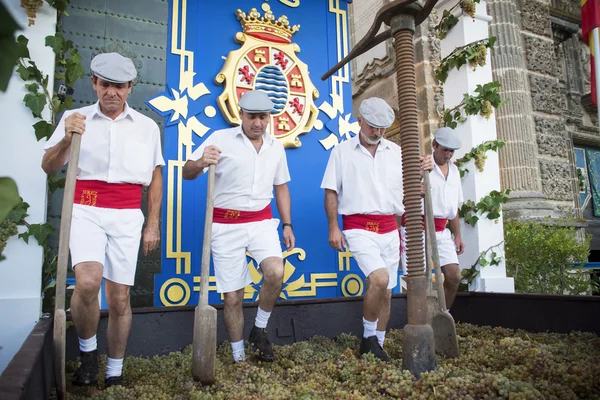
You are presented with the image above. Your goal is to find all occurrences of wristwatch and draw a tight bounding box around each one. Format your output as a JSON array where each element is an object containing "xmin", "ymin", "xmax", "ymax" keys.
[{"xmin": 282, "ymin": 223, "xmax": 293, "ymax": 230}]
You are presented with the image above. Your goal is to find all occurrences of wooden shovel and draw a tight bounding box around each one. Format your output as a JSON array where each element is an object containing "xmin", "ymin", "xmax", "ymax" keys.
[
  {"xmin": 192, "ymin": 164, "xmax": 217, "ymax": 384},
  {"xmin": 423, "ymin": 169, "xmax": 460, "ymax": 358},
  {"xmin": 53, "ymin": 133, "xmax": 82, "ymax": 400}
]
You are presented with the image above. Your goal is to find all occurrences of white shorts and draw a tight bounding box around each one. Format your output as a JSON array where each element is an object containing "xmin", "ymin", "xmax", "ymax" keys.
[
  {"xmin": 343, "ymin": 229, "xmax": 400, "ymax": 290},
  {"xmin": 70, "ymin": 204, "xmax": 144, "ymax": 286},
  {"xmin": 400, "ymin": 227, "xmax": 459, "ymax": 273},
  {"xmin": 211, "ymin": 218, "xmax": 282, "ymax": 293}
]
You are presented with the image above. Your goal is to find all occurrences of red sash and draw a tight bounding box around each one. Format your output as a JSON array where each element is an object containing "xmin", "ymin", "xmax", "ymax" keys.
[
  {"xmin": 213, "ymin": 204, "xmax": 272, "ymax": 224},
  {"xmin": 342, "ymin": 214, "xmax": 398, "ymax": 234},
  {"xmin": 400, "ymin": 215, "xmax": 448, "ymax": 232},
  {"xmin": 74, "ymin": 180, "xmax": 142, "ymax": 209}
]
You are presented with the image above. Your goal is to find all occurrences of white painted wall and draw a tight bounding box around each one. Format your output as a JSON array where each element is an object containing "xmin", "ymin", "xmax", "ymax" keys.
[
  {"xmin": 436, "ymin": 0, "xmax": 514, "ymax": 292},
  {"xmin": 351, "ymin": 0, "xmax": 389, "ymax": 75},
  {"xmin": 0, "ymin": 2, "xmax": 56, "ymax": 374}
]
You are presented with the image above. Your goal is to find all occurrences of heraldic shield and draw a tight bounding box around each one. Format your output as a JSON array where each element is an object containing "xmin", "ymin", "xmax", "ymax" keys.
[{"xmin": 215, "ymin": 6, "xmax": 319, "ymax": 148}]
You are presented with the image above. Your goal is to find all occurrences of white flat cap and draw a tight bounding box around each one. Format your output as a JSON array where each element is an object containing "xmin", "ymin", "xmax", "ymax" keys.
[
  {"xmin": 90, "ymin": 53, "xmax": 137, "ymax": 83},
  {"xmin": 238, "ymin": 90, "xmax": 274, "ymax": 113},
  {"xmin": 359, "ymin": 97, "xmax": 395, "ymax": 129},
  {"xmin": 434, "ymin": 127, "xmax": 462, "ymax": 150}
]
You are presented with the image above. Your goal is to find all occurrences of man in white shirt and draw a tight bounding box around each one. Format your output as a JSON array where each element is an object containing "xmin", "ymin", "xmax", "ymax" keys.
[
  {"xmin": 401, "ymin": 127, "xmax": 464, "ymax": 309},
  {"xmin": 428, "ymin": 127, "xmax": 464, "ymax": 309},
  {"xmin": 183, "ymin": 90, "xmax": 295, "ymax": 363},
  {"xmin": 321, "ymin": 97, "xmax": 431, "ymax": 361},
  {"xmin": 42, "ymin": 53, "xmax": 165, "ymax": 388}
]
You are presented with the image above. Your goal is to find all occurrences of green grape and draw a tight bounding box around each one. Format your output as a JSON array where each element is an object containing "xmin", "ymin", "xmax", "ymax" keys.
[{"xmin": 462, "ymin": 0, "xmax": 476, "ymax": 18}]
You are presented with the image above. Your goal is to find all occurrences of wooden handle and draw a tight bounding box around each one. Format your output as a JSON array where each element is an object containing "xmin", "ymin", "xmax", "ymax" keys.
[
  {"xmin": 54, "ymin": 134, "xmax": 82, "ymax": 312},
  {"xmin": 200, "ymin": 165, "xmax": 216, "ymax": 307},
  {"xmin": 423, "ymin": 170, "xmax": 448, "ymax": 311}
]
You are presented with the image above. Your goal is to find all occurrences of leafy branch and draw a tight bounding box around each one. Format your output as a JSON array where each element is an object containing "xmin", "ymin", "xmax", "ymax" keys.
[
  {"xmin": 441, "ymin": 81, "xmax": 507, "ymax": 129},
  {"xmin": 459, "ymin": 189, "xmax": 511, "ymax": 227},
  {"xmin": 435, "ymin": 0, "xmax": 481, "ymax": 39},
  {"xmin": 455, "ymin": 140, "xmax": 505, "ymax": 177},
  {"xmin": 461, "ymin": 241, "xmax": 504, "ymax": 286},
  {"xmin": 436, "ymin": 36, "xmax": 496, "ymax": 84}
]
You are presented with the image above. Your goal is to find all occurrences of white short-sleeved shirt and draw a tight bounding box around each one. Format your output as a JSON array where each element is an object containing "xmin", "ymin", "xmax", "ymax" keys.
[
  {"xmin": 44, "ymin": 102, "xmax": 165, "ymax": 187},
  {"xmin": 320, "ymin": 135, "xmax": 404, "ymax": 216},
  {"xmin": 189, "ymin": 126, "xmax": 290, "ymax": 211},
  {"xmin": 430, "ymin": 155, "xmax": 463, "ymax": 220}
]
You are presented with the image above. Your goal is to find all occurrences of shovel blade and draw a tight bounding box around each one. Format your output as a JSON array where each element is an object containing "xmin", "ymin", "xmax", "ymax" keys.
[
  {"xmin": 431, "ymin": 311, "xmax": 460, "ymax": 358},
  {"xmin": 192, "ymin": 305, "xmax": 217, "ymax": 384}
]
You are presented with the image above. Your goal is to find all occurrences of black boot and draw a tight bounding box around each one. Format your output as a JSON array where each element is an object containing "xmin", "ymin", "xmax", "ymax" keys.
[
  {"xmin": 105, "ymin": 375, "xmax": 123, "ymax": 388},
  {"xmin": 72, "ymin": 350, "xmax": 99, "ymax": 386},
  {"xmin": 249, "ymin": 326, "xmax": 274, "ymax": 362},
  {"xmin": 360, "ymin": 336, "xmax": 390, "ymax": 362}
]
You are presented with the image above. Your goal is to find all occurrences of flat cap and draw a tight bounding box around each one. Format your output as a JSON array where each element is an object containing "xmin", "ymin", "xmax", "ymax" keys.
[
  {"xmin": 238, "ymin": 90, "xmax": 274, "ymax": 113},
  {"xmin": 434, "ymin": 127, "xmax": 462, "ymax": 150},
  {"xmin": 359, "ymin": 97, "xmax": 395, "ymax": 129},
  {"xmin": 90, "ymin": 53, "xmax": 137, "ymax": 83}
]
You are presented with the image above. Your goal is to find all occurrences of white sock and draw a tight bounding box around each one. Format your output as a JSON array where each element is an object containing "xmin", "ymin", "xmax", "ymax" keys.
[
  {"xmin": 106, "ymin": 357, "xmax": 123, "ymax": 378},
  {"xmin": 78, "ymin": 335, "xmax": 97, "ymax": 353},
  {"xmin": 254, "ymin": 306, "xmax": 271, "ymax": 329},
  {"xmin": 231, "ymin": 340, "xmax": 246, "ymax": 362},
  {"xmin": 363, "ymin": 318, "xmax": 377, "ymax": 339},
  {"xmin": 376, "ymin": 330, "xmax": 386, "ymax": 348}
]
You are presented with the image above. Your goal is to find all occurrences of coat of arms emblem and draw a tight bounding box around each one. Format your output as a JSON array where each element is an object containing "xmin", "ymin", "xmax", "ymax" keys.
[{"xmin": 215, "ymin": 6, "xmax": 319, "ymax": 148}]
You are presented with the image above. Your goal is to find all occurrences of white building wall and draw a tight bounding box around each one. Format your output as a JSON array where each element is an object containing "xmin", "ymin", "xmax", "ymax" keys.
[{"xmin": 0, "ymin": 2, "xmax": 56, "ymax": 374}]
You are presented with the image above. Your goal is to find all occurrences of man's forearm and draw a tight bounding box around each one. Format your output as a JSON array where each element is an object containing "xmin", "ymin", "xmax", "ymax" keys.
[
  {"xmin": 182, "ymin": 160, "xmax": 205, "ymax": 180},
  {"xmin": 274, "ymin": 184, "xmax": 291, "ymax": 224},
  {"xmin": 41, "ymin": 137, "xmax": 71, "ymax": 175},
  {"xmin": 449, "ymin": 213, "xmax": 460, "ymax": 238},
  {"xmin": 324, "ymin": 189, "xmax": 340, "ymax": 229},
  {"xmin": 146, "ymin": 167, "xmax": 163, "ymax": 225}
]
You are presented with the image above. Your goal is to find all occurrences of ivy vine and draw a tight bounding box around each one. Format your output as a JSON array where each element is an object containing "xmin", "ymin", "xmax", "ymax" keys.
[
  {"xmin": 435, "ymin": 0, "xmax": 481, "ymax": 40},
  {"xmin": 459, "ymin": 189, "xmax": 511, "ymax": 227},
  {"xmin": 460, "ymin": 242, "xmax": 504, "ymax": 288},
  {"xmin": 435, "ymin": 36, "xmax": 496, "ymax": 84},
  {"xmin": 455, "ymin": 140, "xmax": 505, "ymax": 177},
  {"xmin": 441, "ymin": 81, "xmax": 506, "ymax": 129}
]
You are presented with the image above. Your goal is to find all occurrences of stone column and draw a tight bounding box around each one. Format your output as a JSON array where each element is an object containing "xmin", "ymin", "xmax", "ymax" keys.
[{"xmin": 487, "ymin": 0, "xmax": 558, "ymax": 218}]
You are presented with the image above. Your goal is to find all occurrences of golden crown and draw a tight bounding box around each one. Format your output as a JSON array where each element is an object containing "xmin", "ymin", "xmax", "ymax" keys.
[{"xmin": 235, "ymin": 7, "xmax": 300, "ymax": 44}]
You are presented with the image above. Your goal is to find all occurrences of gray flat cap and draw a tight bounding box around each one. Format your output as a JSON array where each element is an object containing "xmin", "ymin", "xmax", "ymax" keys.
[
  {"xmin": 238, "ymin": 90, "xmax": 274, "ymax": 113},
  {"xmin": 91, "ymin": 53, "xmax": 137, "ymax": 83},
  {"xmin": 434, "ymin": 127, "xmax": 462, "ymax": 150},
  {"xmin": 359, "ymin": 97, "xmax": 395, "ymax": 129}
]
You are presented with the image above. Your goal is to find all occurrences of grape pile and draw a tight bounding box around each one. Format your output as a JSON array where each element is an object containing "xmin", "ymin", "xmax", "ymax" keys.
[
  {"xmin": 0, "ymin": 219, "xmax": 18, "ymax": 257},
  {"xmin": 66, "ymin": 324, "xmax": 600, "ymax": 399}
]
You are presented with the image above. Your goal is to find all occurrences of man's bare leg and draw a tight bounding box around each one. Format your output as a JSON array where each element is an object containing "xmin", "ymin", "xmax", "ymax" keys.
[
  {"xmin": 71, "ymin": 262, "xmax": 103, "ymax": 339},
  {"xmin": 248, "ymin": 257, "xmax": 284, "ymax": 362},
  {"xmin": 441, "ymin": 264, "xmax": 461, "ymax": 309},
  {"xmin": 224, "ymin": 289, "xmax": 246, "ymax": 362},
  {"xmin": 376, "ymin": 289, "xmax": 392, "ymax": 348},
  {"xmin": 70, "ymin": 262, "xmax": 103, "ymax": 385},
  {"xmin": 104, "ymin": 279, "xmax": 132, "ymax": 381},
  {"xmin": 360, "ymin": 269, "xmax": 390, "ymax": 361}
]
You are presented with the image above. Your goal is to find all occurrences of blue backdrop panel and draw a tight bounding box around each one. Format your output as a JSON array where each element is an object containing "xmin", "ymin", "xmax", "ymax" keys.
[{"xmin": 148, "ymin": 0, "xmax": 402, "ymax": 307}]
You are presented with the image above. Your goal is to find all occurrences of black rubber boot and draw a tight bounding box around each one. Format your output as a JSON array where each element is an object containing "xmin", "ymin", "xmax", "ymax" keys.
[
  {"xmin": 360, "ymin": 336, "xmax": 391, "ymax": 362},
  {"xmin": 249, "ymin": 326, "xmax": 274, "ymax": 362},
  {"xmin": 105, "ymin": 375, "xmax": 123, "ymax": 388},
  {"xmin": 72, "ymin": 350, "xmax": 99, "ymax": 386}
]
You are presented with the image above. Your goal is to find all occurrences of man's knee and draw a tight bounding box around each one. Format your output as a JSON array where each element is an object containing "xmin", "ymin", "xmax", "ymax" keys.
[
  {"xmin": 367, "ymin": 269, "xmax": 389, "ymax": 291},
  {"xmin": 74, "ymin": 263, "xmax": 102, "ymax": 302},
  {"xmin": 442, "ymin": 264, "xmax": 461, "ymax": 286},
  {"xmin": 260, "ymin": 257, "xmax": 284, "ymax": 284},
  {"xmin": 223, "ymin": 290, "xmax": 244, "ymax": 309},
  {"xmin": 107, "ymin": 287, "xmax": 130, "ymax": 316}
]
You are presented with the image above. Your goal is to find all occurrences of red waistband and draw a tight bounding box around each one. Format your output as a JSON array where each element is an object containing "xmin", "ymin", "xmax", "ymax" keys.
[
  {"xmin": 400, "ymin": 215, "xmax": 447, "ymax": 232},
  {"xmin": 213, "ymin": 204, "xmax": 272, "ymax": 224},
  {"xmin": 342, "ymin": 214, "xmax": 398, "ymax": 234},
  {"xmin": 74, "ymin": 180, "xmax": 142, "ymax": 209}
]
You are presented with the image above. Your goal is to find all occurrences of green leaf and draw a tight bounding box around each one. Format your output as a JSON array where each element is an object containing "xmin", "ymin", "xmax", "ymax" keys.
[
  {"xmin": 47, "ymin": 173, "xmax": 65, "ymax": 193},
  {"xmin": 16, "ymin": 35, "xmax": 30, "ymax": 59},
  {"xmin": 19, "ymin": 223, "xmax": 55, "ymax": 247},
  {"xmin": 24, "ymin": 91, "xmax": 47, "ymax": 118},
  {"xmin": 25, "ymin": 82, "xmax": 39, "ymax": 93},
  {"xmin": 45, "ymin": 32, "xmax": 65, "ymax": 54},
  {"xmin": 54, "ymin": 71, "xmax": 65, "ymax": 81},
  {"xmin": 0, "ymin": 178, "xmax": 20, "ymax": 224},
  {"xmin": 33, "ymin": 120, "xmax": 55, "ymax": 141},
  {"xmin": 479, "ymin": 257, "xmax": 490, "ymax": 267},
  {"xmin": 6, "ymin": 199, "xmax": 29, "ymax": 223}
]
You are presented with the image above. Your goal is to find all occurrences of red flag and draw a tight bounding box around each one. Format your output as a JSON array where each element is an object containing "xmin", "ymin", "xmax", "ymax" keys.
[{"xmin": 582, "ymin": 0, "xmax": 600, "ymax": 106}]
